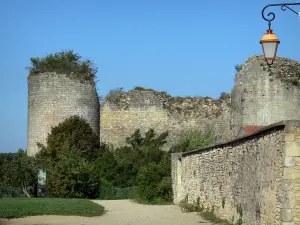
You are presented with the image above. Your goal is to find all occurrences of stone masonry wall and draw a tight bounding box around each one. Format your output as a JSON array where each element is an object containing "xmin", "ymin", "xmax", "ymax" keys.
[
  {"xmin": 172, "ymin": 120, "xmax": 300, "ymax": 225},
  {"xmin": 231, "ymin": 55, "xmax": 300, "ymax": 137},
  {"xmin": 100, "ymin": 89, "xmax": 231, "ymax": 150},
  {"xmin": 27, "ymin": 72, "xmax": 99, "ymax": 156},
  {"xmin": 100, "ymin": 55, "xmax": 300, "ymax": 149}
]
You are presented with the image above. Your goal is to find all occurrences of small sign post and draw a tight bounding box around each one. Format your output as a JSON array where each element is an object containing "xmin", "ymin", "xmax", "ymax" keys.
[{"xmin": 37, "ymin": 169, "xmax": 47, "ymax": 197}]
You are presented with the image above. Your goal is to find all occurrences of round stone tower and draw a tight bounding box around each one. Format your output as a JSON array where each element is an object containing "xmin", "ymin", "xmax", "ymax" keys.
[
  {"xmin": 231, "ymin": 55, "xmax": 300, "ymax": 136},
  {"xmin": 27, "ymin": 72, "xmax": 99, "ymax": 156}
]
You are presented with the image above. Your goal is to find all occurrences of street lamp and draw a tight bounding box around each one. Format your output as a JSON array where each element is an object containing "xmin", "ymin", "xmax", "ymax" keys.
[{"xmin": 261, "ymin": 3, "xmax": 300, "ymax": 65}]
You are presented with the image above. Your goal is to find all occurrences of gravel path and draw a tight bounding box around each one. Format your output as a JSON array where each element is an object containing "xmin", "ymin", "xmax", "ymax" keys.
[{"xmin": 0, "ymin": 199, "xmax": 213, "ymax": 225}]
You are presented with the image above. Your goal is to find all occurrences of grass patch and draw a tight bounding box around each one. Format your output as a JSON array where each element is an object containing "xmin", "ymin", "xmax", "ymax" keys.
[
  {"xmin": 179, "ymin": 202, "xmax": 235, "ymax": 225},
  {"xmin": 132, "ymin": 198, "xmax": 173, "ymax": 205},
  {"xmin": 0, "ymin": 198, "xmax": 105, "ymax": 219},
  {"xmin": 199, "ymin": 211, "xmax": 233, "ymax": 225}
]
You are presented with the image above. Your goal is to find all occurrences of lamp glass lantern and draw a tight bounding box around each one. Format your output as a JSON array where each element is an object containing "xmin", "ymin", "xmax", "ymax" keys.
[{"xmin": 260, "ymin": 29, "xmax": 280, "ymax": 63}]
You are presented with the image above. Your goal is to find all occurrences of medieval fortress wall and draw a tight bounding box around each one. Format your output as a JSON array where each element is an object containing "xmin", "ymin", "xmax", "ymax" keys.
[
  {"xmin": 27, "ymin": 54, "xmax": 300, "ymax": 222},
  {"xmin": 100, "ymin": 90, "xmax": 231, "ymax": 150},
  {"xmin": 27, "ymin": 72, "xmax": 99, "ymax": 156},
  {"xmin": 100, "ymin": 55, "xmax": 300, "ymax": 149},
  {"xmin": 27, "ymin": 55, "xmax": 300, "ymax": 154}
]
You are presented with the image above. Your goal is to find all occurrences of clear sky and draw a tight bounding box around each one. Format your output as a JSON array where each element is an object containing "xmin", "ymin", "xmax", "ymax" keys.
[{"xmin": 0, "ymin": 0, "xmax": 299, "ymax": 153}]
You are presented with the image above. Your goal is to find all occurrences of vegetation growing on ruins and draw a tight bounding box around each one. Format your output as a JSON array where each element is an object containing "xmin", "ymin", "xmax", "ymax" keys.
[
  {"xmin": 27, "ymin": 50, "xmax": 97, "ymax": 83},
  {"xmin": 238, "ymin": 55, "xmax": 300, "ymax": 87},
  {"xmin": 104, "ymin": 87, "xmax": 230, "ymax": 118}
]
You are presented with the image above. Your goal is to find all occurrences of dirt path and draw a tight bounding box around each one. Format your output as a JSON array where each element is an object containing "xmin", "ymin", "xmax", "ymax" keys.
[{"xmin": 0, "ymin": 199, "xmax": 213, "ymax": 225}]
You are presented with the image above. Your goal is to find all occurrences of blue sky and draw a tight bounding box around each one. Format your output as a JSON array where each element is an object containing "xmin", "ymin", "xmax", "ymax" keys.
[{"xmin": 0, "ymin": 0, "xmax": 299, "ymax": 153}]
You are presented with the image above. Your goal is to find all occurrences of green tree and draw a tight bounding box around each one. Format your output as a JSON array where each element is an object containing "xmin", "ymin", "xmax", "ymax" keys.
[
  {"xmin": 170, "ymin": 129, "xmax": 215, "ymax": 153},
  {"xmin": 35, "ymin": 116, "xmax": 101, "ymax": 198},
  {"xmin": 113, "ymin": 129, "xmax": 169, "ymax": 188},
  {"xmin": 135, "ymin": 162, "xmax": 172, "ymax": 203},
  {"xmin": 46, "ymin": 147, "xmax": 100, "ymax": 198},
  {"xmin": 36, "ymin": 115, "xmax": 100, "ymax": 165},
  {"xmin": 8, "ymin": 149, "xmax": 38, "ymax": 197}
]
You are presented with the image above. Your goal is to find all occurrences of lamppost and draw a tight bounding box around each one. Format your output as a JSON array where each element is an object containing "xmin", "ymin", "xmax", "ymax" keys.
[{"xmin": 260, "ymin": 3, "xmax": 300, "ymax": 65}]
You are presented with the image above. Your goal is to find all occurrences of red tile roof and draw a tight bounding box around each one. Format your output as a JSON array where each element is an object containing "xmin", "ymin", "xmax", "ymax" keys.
[{"xmin": 242, "ymin": 125, "xmax": 263, "ymax": 135}]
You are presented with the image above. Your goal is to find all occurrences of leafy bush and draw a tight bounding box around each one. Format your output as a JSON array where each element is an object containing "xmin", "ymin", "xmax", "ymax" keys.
[
  {"xmin": 135, "ymin": 163, "xmax": 172, "ymax": 203},
  {"xmin": 98, "ymin": 182, "xmax": 134, "ymax": 200},
  {"xmin": 170, "ymin": 129, "xmax": 215, "ymax": 153},
  {"xmin": 45, "ymin": 149, "xmax": 100, "ymax": 199},
  {"xmin": 36, "ymin": 116, "xmax": 101, "ymax": 198},
  {"xmin": 36, "ymin": 115, "xmax": 100, "ymax": 164},
  {"xmin": 112, "ymin": 129, "xmax": 172, "ymax": 203},
  {"xmin": 105, "ymin": 87, "xmax": 126, "ymax": 106},
  {"xmin": 0, "ymin": 150, "xmax": 37, "ymax": 198},
  {"xmin": 35, "ymin": 120, "xmax": 172, "ymax": 202},
  {"xmin": 27, "ymin": 50, "xmax": 97, "ymax": 82},
  {"xmin": 0, "ymin": 186, "xmax": 25, "ymax": 198}
]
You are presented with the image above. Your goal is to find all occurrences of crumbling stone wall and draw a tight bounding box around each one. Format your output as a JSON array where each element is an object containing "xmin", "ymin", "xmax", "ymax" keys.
[
  {"xmin": 27, "ymin": 72, "xmax": 99, "ymax": 156},
  {"xmin": 100, "ymin": 89, "xmax": 231, "ymax": 150},
  {"xmin": 172, "ymin": 120, "xmax": 300, "ymax": 225},
  {"xmin": 231, "ymin": 55, "xmax": 300, "ymax": 137},
  {"xmin": 100, "ymin": 55, "xmax": 300, "ymax": 149}
]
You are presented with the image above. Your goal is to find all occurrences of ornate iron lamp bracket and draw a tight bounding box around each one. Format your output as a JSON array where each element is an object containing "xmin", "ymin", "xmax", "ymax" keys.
[{"xmin": 262, "ymin": 3, "xmax": 300, "ymax": 29}]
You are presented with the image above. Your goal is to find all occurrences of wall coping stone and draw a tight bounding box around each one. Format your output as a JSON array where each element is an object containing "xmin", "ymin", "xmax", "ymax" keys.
[{"xmin": 182, "ymin": 120, "xmax": 300, "ymax": 157}]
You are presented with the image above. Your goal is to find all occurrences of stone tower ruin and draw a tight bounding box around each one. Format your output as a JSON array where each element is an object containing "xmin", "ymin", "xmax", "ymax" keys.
[
  {"xmin": 27, "ymin": 72, "xmax": 100, "ymax": 156},
  {"xmin": 231, "ymin": 55, "xmax": 300, "ymax": 136}
]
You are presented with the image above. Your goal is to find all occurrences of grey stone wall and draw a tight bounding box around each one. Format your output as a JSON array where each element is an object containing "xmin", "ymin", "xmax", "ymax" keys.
[
  {"xmin": 27, "ymin": 72, "xmax": 99, "ymax": 156},
  {"xmin": 100, "ymin": 89, "xmax": 231, "ymax": 150},
  {"xmin": 172, "ymin": 120, "xmax": 300, "ymax": 225},
  {"xmin": 100, "ymin": 55, "xmax": 300, "ymax": 149},
  {"xmin": 231, "ymin": 55, "xmax": 300, "ymax": 137}
]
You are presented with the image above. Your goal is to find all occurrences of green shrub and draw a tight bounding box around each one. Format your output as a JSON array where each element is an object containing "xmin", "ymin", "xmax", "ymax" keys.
[
  {"xmin": 0, "ymin": 150, "xmax": 38, "ymax": 198},
  {"xmin": 105, "ymin": 87, "xmax": 126, "ymax": 106},
  {"xmin": 45, "ymin": 149, "xmax": 100, "ymax": 199},
  {"xmin": 135, "ymin": 163, "xmax": 172, "ymax": 203},
  {"xmin": 98, "ymin": 182, "xmax": 134, "ymax": 200},
  {"xmin": 170, "ymin": 129, "xmax": 215, "ymax": 153},
  {"xmin": 36, "ymin": 115, "xmax": 100, "ymax": 164},
  {"xmin": 27, "ymin": 50, "xmax": 97, "ymax": 83},
  {"xmin": 35, "ymin": 116, "xmax": 101, "ymax": 198},
  {"xmin": 0, "ymin": 186, "xmax": 25, "ymax": 198}
]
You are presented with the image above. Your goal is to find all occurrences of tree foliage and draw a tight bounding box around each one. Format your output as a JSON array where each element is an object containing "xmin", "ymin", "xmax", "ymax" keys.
[
  {"xmin": 111, "ymin": 129, "xmax": 172, "ymax": 203},
  {"xmin": 45, "ymin": 149, "xmax": 100, "ymax": 198},
  {"xmin": 170, "ymin": 129, "xmax": 215, "ymax": 153},
  {"xmin": 0, "ymin": 149, "xmax": 37, "ymax": 197},
  {"xmin": 27, "ymin": 50, "xmax": 97, "ymax": 82},
  {"xmin": 36, "ymin": 115, "xmax": 100, "ymax": 165},
  {"xmin": 35, "ymin": 116, "xmax": 101, "ymax": 198}
]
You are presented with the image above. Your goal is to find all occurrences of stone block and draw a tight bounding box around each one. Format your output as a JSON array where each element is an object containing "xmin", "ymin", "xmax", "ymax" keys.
[
  {"xmin": 293, "ymin": 209, "xmax": 300, "ymax": 219},
  {"xmin": 281, "ymin": 209, "xmax": 293, "ymax": 222},
  {"xmin": 286, "ymin": 142, "xmax": 300, "ymax": 157},
  {"xmin": 284, "ymin": 168, "xmax": 300, "ymax": 180},
  {"xmin": 286, "ymin": 134, "xmax": 296, "ymax": 142},
  {"xmin": 286, "ymin": 157, "xmax": 297, "ymax": 167},
  {"xmin": 282, "ymin": 191, "xmax": 296, "ymax": 208},
  {"xmin": 282, "ymin": 180, "xmax": 293, "ymax": 191}
]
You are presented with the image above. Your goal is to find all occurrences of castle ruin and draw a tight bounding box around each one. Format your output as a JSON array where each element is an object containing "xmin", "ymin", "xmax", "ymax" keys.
[
  {"xmin": 27, "ymin": 54, "xmax": 300, "ymax": 153},
  {"xmin": 27, "ymin": 72, "xmax": 99, "ymax": 156}
]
